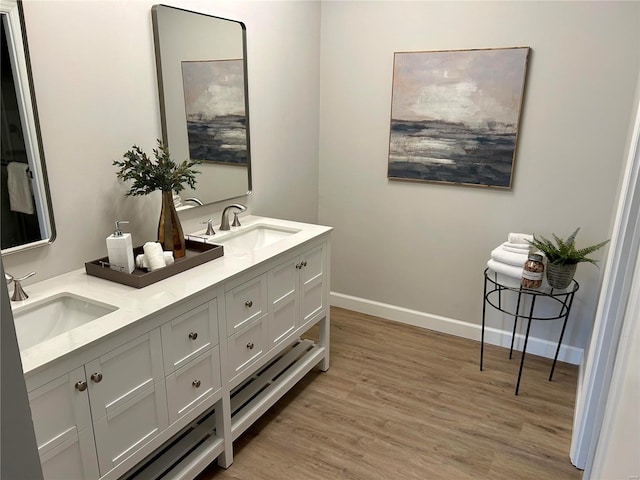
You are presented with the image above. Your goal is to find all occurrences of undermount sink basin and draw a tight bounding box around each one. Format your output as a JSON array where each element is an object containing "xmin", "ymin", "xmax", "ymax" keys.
[
  {"xmin": 216, "ymin": 224, "xmax": 300, "ymax": 251},
  {"xmin": 12, "ymin": 293, "xmax": 118, "ymax": 351}
]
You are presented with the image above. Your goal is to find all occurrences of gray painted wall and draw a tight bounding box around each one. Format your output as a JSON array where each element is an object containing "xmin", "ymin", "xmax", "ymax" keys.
[{"xmin": 318, "ymin": 0, "xmax": 640, "ymax": 350}]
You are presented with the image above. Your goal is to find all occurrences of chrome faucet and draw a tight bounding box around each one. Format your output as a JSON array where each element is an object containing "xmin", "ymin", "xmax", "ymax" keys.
[
  {"xmin": 5, "ymin": 271, "xmax": 36, "ymax": 301},
  {"xmin": 184, "ymin": 197, "xmax": 204, "ymax": 206},
  {"xmin": 220, "ymin": 204, "xmax": 247, "ymax": 231}
]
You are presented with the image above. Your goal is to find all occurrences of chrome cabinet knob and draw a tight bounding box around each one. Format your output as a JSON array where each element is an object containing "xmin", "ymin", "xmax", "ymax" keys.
[
  {"xmin": 189, "ymin": 332, "xmax": 198, "ymax": 340},
  {"xmin": 192, "ymin": 380, "xmax": 201, "ymax": 388},
  {"xmin": 75, "ymin": 381, "xmax": 87, "ymax": 392},
  {"xmin": 91, "ymin": 373, "xmax": 103, "ymax": 383},
  {"xmin": 246, "ymin": 342, "xmax": 255, "ymax": 350},
  {"xmin": 245, "ymin": 300, "xmax": 253, "ymax": 308}
]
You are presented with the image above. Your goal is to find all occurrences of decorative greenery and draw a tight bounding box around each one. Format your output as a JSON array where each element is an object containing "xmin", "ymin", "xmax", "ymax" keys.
[
  {"xmin": 113, "ymin": 139, "xmax": 202, "ymax": 195},
  {"xmin": 528, "ymin": 228, "xmax": 609, "ymax": 266}
]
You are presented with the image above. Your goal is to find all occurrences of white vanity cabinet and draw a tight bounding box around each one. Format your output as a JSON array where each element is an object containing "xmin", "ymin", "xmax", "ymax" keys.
[
  {"xmin": 268, "ymin": 243, "xmax": 327, "ymax": 348},
  {"xmin": 28, "ymin": 329, "xmax": 168, "ymax": 480},
  {"xmin": 225, "ymin": 273, "xmax": 269, "ymax": 382},
  {"xmin": 21, "ymin": 217, "xmax": 331, "ymax": 480},
  {"xmin": 87, "ymin": 330, "xmax": 168, "ymax": 476},
  {"xmin": 28, "ymin": 367, "xmax": 99, "ymax": 480},
  {"xmin": 162, "ymin": 299, "xmax": 222, "ymax": 424}
]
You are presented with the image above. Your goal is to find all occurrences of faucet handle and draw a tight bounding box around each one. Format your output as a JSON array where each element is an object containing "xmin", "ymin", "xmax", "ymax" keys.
[
  {"xmin": 232, "ymin": 212, "xmax": 242, "ymax": 227},
  {"xmin": 201, "ymin": 219, "xmax": 216, "ymax": 236},
  {"xmin": 8, "ymin": 271, "xmax": 35, "ymax": 301},
  {"xmin": 5, "ymin": 272, "xmax": 14, "ymax": 285}
]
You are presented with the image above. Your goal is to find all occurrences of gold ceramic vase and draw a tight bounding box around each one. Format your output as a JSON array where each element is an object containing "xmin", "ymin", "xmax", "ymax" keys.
[{"xmin": 158, "ymin": 190, "xmax": 186, "ymax": 259}]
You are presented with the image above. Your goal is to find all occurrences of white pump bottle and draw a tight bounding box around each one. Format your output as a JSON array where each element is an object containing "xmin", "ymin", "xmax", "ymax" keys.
[{"xmin": 106, "ymin": 220, "xmax": 135, "ymax": 274}]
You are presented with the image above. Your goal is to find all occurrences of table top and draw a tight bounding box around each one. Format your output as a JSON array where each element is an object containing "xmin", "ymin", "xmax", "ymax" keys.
[{"xmin": 484, "ymin": 268, "xmax": 580, "ymax": 297}]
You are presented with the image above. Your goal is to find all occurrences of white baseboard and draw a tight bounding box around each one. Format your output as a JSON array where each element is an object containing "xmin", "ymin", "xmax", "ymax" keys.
[{"xmin": 330, "ymin": 291, "xmax": 583, "ymax": 365}]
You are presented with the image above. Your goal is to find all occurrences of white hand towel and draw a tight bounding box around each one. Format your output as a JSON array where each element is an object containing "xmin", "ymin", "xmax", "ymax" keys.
[
  {"xmin": 487, "ymin": 259, "xmax": 523, "ymax": 279},
  {"xmin": 163, "ymin": 251, "xmax": 174, "ymax": 265},
  {"xmin": 143, "ymin": 242, "xmax": 166, "ymax": 271},
  {"xmin": 491, "ymin": 246, "xmax": 529, "ymax": 267},
  {"xmin": 507, "ymin": 232, "xmax": 533, "ymax": 244},
  {"xmin": 490, "ymin": 245, "xmax": 529, "ymax": 267},
  {"xmin": 7, "ymin": 162, "xmax": 34, "ymax": 214},
  {"xmin": 503, "ymin": 242, "xmax": 531, "ymax": 254}
]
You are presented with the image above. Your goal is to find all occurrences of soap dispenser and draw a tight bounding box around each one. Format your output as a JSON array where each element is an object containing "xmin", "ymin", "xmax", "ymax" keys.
[{"xmin": 106, "ymin": 220, "xmax": 135, "ymax": 274}]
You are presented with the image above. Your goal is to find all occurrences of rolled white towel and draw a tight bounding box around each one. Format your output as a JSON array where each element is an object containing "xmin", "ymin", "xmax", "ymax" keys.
[
  {"xmin": 143, "ymin": 242, "xmax": 166, "ymax": 271},
  {"xmin": 136, "ymin": 251, "xmax": 174, "ymax": 270},
  {"xmin": 487, "ymin": 259, "xmax": 524, "ymax": 279},
  {"xmin": 490, "ymin": 245, "xmax": 529, "ymax": 267},
  {"xmin": 502, "ymin": 242, "xmax": 531, "ymax": 254},
  {"xmin": 135, "ymin": 254, "xmax": 148, "ymax": 270},
  {"xmin": 507, "ymin": 232, "xmax": 533, "ymax": 244}
]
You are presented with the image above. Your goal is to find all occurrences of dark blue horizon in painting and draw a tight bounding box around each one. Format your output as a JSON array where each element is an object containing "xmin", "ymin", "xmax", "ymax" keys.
[
  {"xmin": 388, "ymin": 119, "xmax": 516, "ymax": 188},
  {"xmin": 186, "ymin": 114, "xmax": 248, "ymax": 165}
]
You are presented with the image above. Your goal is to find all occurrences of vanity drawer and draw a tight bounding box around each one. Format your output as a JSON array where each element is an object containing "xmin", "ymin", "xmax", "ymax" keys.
[
  {"xmin": 166, "ymin": 346, "xmax": 221, "ymax": 424},
  {"xmin": 228, "ymin": 317, "xmax": 268, "ymax": 381},
  {"xmin": 161, "ymin": 300, "xmax": 219, "ymax": 372},
  {"xmin": 225, "ymin": 274, "xmax": 267, "ymax": 335}
]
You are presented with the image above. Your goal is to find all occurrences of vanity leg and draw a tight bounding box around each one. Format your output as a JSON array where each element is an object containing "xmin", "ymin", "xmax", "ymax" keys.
[
  {"xmin": 318, "ymin": 313, "xmax": 330, "ymax": 371},
  {"xmin": 216, "ymin": 395, "xmax": 234, "ymax": 468}
]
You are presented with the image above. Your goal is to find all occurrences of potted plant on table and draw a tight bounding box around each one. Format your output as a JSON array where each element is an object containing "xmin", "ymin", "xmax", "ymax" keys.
[
  {"xmin": 528, "ymin": 228, "xmax": 609, "ymax": 289},
  {"xmin": 113, "ymin": 140, "xmax": 201, "ymax": 259}
]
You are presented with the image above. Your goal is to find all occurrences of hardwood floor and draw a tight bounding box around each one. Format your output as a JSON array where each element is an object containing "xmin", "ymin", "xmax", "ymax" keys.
[{"xmin": 197, "ymin": 307, "xmax": 582, "ymax": 480}]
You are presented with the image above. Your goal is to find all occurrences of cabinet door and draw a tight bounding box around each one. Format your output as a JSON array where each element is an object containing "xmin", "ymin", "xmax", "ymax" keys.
[
  {"xmin": 86, "ymin": 330, "xmax": 168, "ymax": 475},
  {"xmin": 299, "ymin": 243, "xmax": 326, "ymax": 326},
  {"xmin": 226, "ymin": 274, "xmax": 267, "ymax": 335},
  {"xmin": 267, "ymin": 258, "xmax": 298, "ymax": 347},
  {"xmin": 28, "ymin": 367, "xmax": 99, "ymax": 480},
  {"xmin": 161, "ymin": 299, "xmax": 219, "ymax": 373}
]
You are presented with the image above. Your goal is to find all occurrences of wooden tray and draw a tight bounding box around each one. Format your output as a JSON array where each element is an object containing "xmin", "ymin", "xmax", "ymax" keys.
[{"xmin": 85, "ymin": 239, "xmax": 224, "ymax": 288}]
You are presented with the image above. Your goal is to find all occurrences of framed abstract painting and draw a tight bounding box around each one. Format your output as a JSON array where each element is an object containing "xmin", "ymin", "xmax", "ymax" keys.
[
  {"xmin": 182, "ymin": 59, "xmax": 248, "ymax": 165},
  {"xmin": 388, "ymin": 47, "xmax": 530, "ymax": 189}
]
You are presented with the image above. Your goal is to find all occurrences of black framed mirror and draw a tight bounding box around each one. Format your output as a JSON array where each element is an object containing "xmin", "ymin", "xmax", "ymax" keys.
[
  {"xmin": 152, "ymin": 4, "xmax": 251, "ymax": 209},
  {"xmin": 1, "ymin": 0, "xmax": 55, "ymax": 254}
]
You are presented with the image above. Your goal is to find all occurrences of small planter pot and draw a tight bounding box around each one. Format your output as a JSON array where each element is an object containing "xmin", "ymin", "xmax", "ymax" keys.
[{"xmin": 546, "ymin": 262, "xmax": 577, "ymax": 289}]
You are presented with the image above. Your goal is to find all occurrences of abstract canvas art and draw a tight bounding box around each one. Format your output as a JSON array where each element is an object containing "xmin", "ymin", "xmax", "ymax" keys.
[
  {"xmin": 388, "ymin": 47, "xmax": 530, "ymax": 188},
  {"xmin": 182, "ymin": 59, "xmax": 247, "ymax": 165}
]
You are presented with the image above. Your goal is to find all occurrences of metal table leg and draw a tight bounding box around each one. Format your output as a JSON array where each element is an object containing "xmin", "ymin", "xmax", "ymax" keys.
[
  {"xmin": 515, "ymin": 295, "xmax": 537, "ymax": 395},
  {"xmin": 509, "ymin": 290, "xmax": 523, "ymax": 359},
  {"xmin": 549, "ymin": 292, "xmax": 575, "ymax": 381},
  {"xmin": 480, "ymin": 273, "xmax": 488, "ymax": 371}
]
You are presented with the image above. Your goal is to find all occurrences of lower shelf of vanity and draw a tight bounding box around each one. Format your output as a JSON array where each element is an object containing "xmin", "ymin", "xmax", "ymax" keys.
[
  {"xmin": 230, "ymin": 339, "xmax": 325, "ymax": 440},
  {"xmin": 126, "ymin": 339, "xmax": 325, "ymax": 480}
]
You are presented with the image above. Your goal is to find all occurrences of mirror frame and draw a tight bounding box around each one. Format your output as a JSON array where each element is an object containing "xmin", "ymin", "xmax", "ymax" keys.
[
  {"xmin": 151, "ymin": 4, "xmax": 252, "ymax": 209},
  {"xmin": 1, "ymin": 0, "xmax": 55, "ymax": 255}
]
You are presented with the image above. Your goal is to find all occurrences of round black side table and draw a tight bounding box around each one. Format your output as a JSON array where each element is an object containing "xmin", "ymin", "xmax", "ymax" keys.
[{"xmin": 480, "ymin": 268, "xmax": 579, "ymax": 395}]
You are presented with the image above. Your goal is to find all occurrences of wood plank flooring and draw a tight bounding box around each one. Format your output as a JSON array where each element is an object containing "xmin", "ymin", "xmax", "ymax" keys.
[{"xmin": 197, "ymin": 307, "xmax": 582, "ymax": 480}]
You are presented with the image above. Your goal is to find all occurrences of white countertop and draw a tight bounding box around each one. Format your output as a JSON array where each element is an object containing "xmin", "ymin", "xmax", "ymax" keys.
[{"xmin": 11, "ymin": 216, "xmax": 332, "ymax": 375}]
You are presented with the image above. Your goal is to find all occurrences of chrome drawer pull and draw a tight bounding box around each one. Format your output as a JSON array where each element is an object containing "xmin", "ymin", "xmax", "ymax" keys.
[
  {"xmin": 245, "ymin": 300, "xmax": 253, "ymax": 308},
  {"xmin": 75, "ymin": 381, "xmax": 87, "ymax": 392},
  {"xmin": 246, "ymin": 342, "xmax": 255, "ymax": 350},
  {"xmin": 189, "ymin": 332, "xmax": 198, "ymax": 340},
  {"xmin": 91, "ymin": 373, "xmax": 103, "ymax": 383},
  {"xmin": 192, "ymin": 380, "xmax": 201, "ymax": 388}
]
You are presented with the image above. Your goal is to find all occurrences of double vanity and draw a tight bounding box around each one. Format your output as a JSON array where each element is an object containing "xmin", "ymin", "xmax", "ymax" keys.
[{"xmin": 11, "ymin": 216, "xmax": 332, "ymax": 480}]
